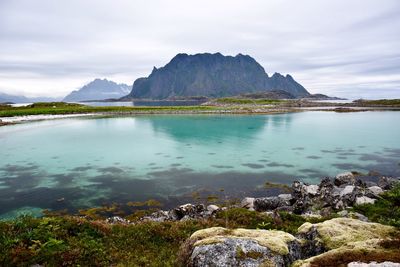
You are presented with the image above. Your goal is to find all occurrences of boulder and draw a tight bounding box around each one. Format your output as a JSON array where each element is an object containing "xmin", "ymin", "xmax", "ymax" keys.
[
  {"xmin": 293, "ymin": 239, "xmax": 400, "ymax": 267},
  {"xmin": 241, "ymin": 197, "xmax": 255, "ymax": 211},
  {"xmin": 278, "ymin": 194, "xmax": 293, "ymax": 202},
  {"xmin": 142, "ymin": 210, "xmax": 170, "ymax": 222},
  {"xmin": 334, "ymin": 172, "xmax": 355, "ymax": 187},
  {"xmin": 355, "ymin": 196, "xmax": 376, "ymax": 205},
  {"xmin": 304, "ymin": 185, "xmax": 319, "ymax": 196},
  {"xmin": 206, "ymin": 204, "xmax": 220, "ymax": 213},
  {"xmin": 296, "ymin": 218, "xmax": 395, "ymax": 250},
  {"xmin": 378, "ymin": 177, "xmax": 399, "ymax": 190},
  {"xmin": 182, "ymin": 227, "xmax": 301, "ymax": 267},
  {"xmin": 365, "ymin": 186, "xmax": 384, "ymax": 198},
  {"xmin": 340, "ymin": 185, "xmax": 355, "ymax": 197},
  {"xmin": 254, "ymin": 196, "xmax": 291, "ymax": 212},
  {"xmin": 294, "ymin": 218, "xmax": 398, "ymax": 267},
  {"xmin": 105, "ymin": 216, "xmax": 130, "ymax": 224},
  {"xmin": 170, "ymin": 203, "xmax": 206, "ymax": 220},
  {"xmin": 337, "ymin": 211, "xmax": 369, "ymax": 222}
]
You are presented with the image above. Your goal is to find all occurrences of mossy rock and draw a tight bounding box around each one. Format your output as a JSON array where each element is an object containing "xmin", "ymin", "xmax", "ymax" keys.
[
  {"xmin": 295, "ymin": 218, "xmax": 400, "ymax": 267},
  {"xmin": 180, "ymin": 227, "xmax": 301, "ymax": 267},
  {"xmin": 297, "ymin": 218, "xmax": 397, "ymax": 250},
  {"xmin": 293, "ymin": 238, "xmax": 400, "ymax": 267}
]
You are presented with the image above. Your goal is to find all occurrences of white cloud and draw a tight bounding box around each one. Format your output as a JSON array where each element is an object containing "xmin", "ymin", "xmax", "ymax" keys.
[{"xmin": 0, "ymin": 0, "xmax": 399, "ymax": 98}]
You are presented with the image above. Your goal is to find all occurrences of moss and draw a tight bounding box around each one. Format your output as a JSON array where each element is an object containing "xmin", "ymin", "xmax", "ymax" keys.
[
  {"xmin": 297, "ymin": 218, "xmax": 397, "ymax": 250},
  {"xmin": 235, "ymin": 247, "xmax": 264, "ymax": 260},
  {"xmin": 190, "ymin": 227, "xmax": 296, "ymax": 255},
  {"xmin": 293, "ymin": 238, "xmax": 400, "ymax": 267}
]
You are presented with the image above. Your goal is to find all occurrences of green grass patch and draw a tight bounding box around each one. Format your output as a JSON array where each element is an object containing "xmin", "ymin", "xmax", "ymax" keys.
[
  {"xmin": 353, "ymin": 183, "xmax": 400, "ymax": 227},
  {"xmin": 214, "ymin": 98, "xmax": 284, "ymax": 105},
  {"xmin": 353, "ymin": 99, "xmax": 400, "ymax": 106},
  {"xmin": 0, "ymin": 102, "xmax": 220, "ymax": 117},
  {"xmin": 0, "ymin": 208, "xmax": 333, "ymax": 266}
]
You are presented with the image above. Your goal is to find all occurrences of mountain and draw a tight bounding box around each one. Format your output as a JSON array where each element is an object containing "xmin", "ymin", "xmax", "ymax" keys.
[
  {"xmin": 63, "ymin": 79, "xmax": 131, "ymax": 102},
  {"xmin": 123, "ymin": 53, "xmax": 310, "ymax": 100},
  {"xmin": 0, "ymin": 92, "xmax": 59, "ymax": 104}
]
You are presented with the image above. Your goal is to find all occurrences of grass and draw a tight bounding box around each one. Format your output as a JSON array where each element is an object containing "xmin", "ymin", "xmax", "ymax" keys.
[
  {"xmin": 353, "ymin": 99, "xmax": 400, "ymax": 106},
  {"xmin": 214, "ymin": 98, "xmax": 285, "ymax": 105},
  {"xmin": 0, "ymin": 209, "xmax": 328, "ymax": 266},
  {"xmin": 1, "ymin": 181, "xmax": 399, "ymax": 267},
  {"xmin": 0, "ymin": 102, "xmax": 220, "ymax": 117},
  {"xmin": 353, "ymin": 183, "xmax": 400, "ymax": 227}
]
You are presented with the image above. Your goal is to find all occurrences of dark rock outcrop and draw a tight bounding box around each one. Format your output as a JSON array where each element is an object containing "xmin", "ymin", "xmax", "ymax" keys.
[
  {"xmin": 123, "ymin": 53, "xmax": 310, "ymax": 100},
  {"xmin": 245, "ymin": 173, "xmax": 399, "ymax": 216}
]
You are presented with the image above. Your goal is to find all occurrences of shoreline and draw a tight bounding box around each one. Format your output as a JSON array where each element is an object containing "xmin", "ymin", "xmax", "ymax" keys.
[{"xmin": 1, "ymin": 105, "xmax": 400, "ymax": 126}]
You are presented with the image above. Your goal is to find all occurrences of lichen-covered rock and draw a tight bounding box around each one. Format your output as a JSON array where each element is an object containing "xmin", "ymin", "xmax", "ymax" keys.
[
  {"xmin": 294, "ymin": 218, "xmax": 399, "ymax": 267},
  {"xmin": 293, "ymin": 239, "xmax": 400, "ymax": 267},
  {"xmin": 297, "ymin": 218, "xmax": 396, "ymax": 250},
  {"xmin": 182, "ymin": 227, "xmax": 301, "ymax": 267},
  {"xmin": 337, "ymin": 210, "xmax": 369, "ymax": 222}
]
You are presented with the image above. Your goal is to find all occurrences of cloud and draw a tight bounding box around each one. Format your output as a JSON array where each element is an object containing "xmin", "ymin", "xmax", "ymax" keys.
[{"xmin": 0, "ymin": 0, "xmax": 399, "ymax": 98}]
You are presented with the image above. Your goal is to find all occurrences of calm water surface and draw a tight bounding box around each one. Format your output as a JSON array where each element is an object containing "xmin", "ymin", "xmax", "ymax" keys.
[{"xmin": 1, "ymin": 111, "xmax": 399, "ymax": 218}]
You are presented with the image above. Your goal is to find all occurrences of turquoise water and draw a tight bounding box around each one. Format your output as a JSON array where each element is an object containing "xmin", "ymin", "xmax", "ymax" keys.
[{"xmin": 0, "ymin": 111, "xmax": 399, "ymax": 218}]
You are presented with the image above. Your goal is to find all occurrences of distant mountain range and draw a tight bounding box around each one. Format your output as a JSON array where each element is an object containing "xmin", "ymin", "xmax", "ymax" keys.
[
  {"xmin": 63, "ymin": 79, "xmax": 130, "ymax": 102},
  {"xmin": 0, "ymin": 93, "xmax": 59, "ymax": 104},
  {"xmin": 1, "ymin": 54, "xmax": 343, "ymax": 104},
  {"xmin": 122, "ymin": 53, "xmax": 310, "ymax": 100}
]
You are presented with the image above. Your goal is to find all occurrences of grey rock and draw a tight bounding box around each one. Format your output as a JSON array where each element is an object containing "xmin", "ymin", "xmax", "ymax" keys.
[
  {"xmin": 241, "ymin": 197, "xmax": 255, "ymax": 210},
  {"xmin": 305, "ymin": 184, "xmax": 319, "ymax": 196},
  {"xmin": 355, "ymin": 196, "xmax": 376, "ymax": 205},
  {"xmin": 186, "ymin": 228, "xmax": 301, "ymax": 267},
  {"xmin": 142, "ymin": 210, "xmax": 170, "ymax": 222},
  {"xmin": 337, "ymin": 210, "xmax": 369, "ymax": 222},
  {"xmin": 170, "ymin": 203, "xmax": 207, "ymax": 220},
  {"xmin": 378, "ymin": 176, "xmax": 399, "ymax": 190},
  {"xmin": 254, "ymin": 196, "xmax": 290, "ymax": 212},
  {"xmin": 206, "ymin": 204, "xmax": 220, "ymax": 213},
  {"xmin": 278, "ymin": 194, "xmax": 293, "ymax": 202},
  {"xmin": 296, "ymin": 225, "xmax": 326, "ymax": 258},
  {"xmin": 334, "ymin": 172, "xmax": 355, "ymax": 187},
  {"xmin": 365, "ymin": 186, "xmax": 384, "ymax": 198},
  {"xmin": 340, "ymin": 185, "xmax": 355, "ymax": 197},
  {"xmin": 105, "ymin": 216, "xmax": 130, "ymax": 224}
]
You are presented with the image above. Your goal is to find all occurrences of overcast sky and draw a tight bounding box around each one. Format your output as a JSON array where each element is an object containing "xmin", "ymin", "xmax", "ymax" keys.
[{"xmin": 0, "ymin": 0, "xmax": 399, "ymax": 99}]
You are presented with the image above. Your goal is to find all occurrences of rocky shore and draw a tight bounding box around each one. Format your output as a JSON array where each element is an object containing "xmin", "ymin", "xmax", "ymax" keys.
[
  {"xmin": 104, "ymin": 171, "xmax": 399, "ymax": 266},
  {"xmin": 106, "ymin": 172, "xmax": 398, "ymax": 224}
]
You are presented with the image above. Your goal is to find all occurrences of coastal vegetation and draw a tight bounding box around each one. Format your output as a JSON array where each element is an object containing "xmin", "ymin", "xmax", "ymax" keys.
[
  {"xmin": 0, "ymin": 184, "xmax": 398, "ymax": 266},
  {"xmin": 0, "ymin": 102, "xmax": 219, "ymax": 117},
  {"xmin": 1, "ymin": 99, "xmax": 400, "ymax": 120},
  {"xmin": 211, "ymin": 98, "xmax": 284, "ymax": 105},
  {"xmin": 354, "ymin": 99, "xmax": 400, "ymax": 106}
]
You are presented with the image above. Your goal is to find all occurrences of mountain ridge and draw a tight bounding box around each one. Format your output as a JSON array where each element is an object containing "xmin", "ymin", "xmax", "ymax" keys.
[
  {"xmin": 123, "ymin": 53, "xmax": 310, "ymax": 100},
  {"xmin": 63, "ymin": 78, "xmax": 130, "ymax": 102}
]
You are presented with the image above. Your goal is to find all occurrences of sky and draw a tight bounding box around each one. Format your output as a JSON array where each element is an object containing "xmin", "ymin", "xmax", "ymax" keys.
[{"xmin": 0, "ymin": 0, "xmax": 399, "ymax": 99}]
